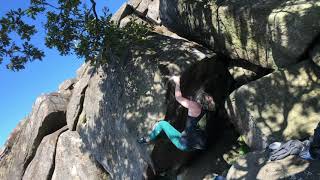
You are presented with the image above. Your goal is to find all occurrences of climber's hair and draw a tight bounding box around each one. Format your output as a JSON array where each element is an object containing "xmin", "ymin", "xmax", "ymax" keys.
[{"xmin": 194, "ymin": 87, "xmax": 215, "ymax": 111}]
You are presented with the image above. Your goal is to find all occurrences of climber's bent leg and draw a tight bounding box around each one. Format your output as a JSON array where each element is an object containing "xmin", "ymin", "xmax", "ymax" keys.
[{"xmin": 149, "ymin": 120, "xmax": 188, "ymax": 151}]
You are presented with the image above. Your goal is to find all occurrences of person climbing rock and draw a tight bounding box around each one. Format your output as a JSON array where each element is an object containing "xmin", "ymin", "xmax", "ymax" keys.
[{"xmin": 138, "ymin": 75, "xmax": 215, "ymax": 151}]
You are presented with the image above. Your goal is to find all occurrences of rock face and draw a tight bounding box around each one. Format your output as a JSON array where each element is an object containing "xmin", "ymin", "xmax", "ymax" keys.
[
  {"xmin": 66, "ymin": 63, "xmax": 94, "ymax": 130},
  {"xmin": 23, "ymin": 126, "xmax": 68, "ymax": 180},
  {"xmin": 128, "ymin": 0, "xmax": 161, "ymax": 24},
  {"xmin": 225, "ymin": 60, "xmax": 320, "ymax": 150},
  {"xmin": 58, "ymin": 79, "xmax": 76, "ymax": 97},
  {"xmin": 311, "ymin": 42, "xmax": 320, "ymax": 67},
  {"xmin": 0, "ymin": 93, "xmax": 68, "ymax": 180},
  {"xmin": 2, "ymin": 1, "xmax": 320, "ymax": 179},
  {"xmin": 0, "ymin": 91, "xmax": 110, "ymax": 180},
  {"xmin": 52, "ymin": 131, "xmax": 108, "ymax": 180},
  {"xmin": 70, "ymin": 33, "xmax": 214, "ymax": 179},
  {"xmin": 160, "ymin": 0, "xmax": 320, "ymax": 68},
  {"xmin": 111, "ymin": 3, "xmax": 133, "ymax": 26},
  {"xmin": 227, "ymin": 151, "xmax": 320, "ymax": 180}
]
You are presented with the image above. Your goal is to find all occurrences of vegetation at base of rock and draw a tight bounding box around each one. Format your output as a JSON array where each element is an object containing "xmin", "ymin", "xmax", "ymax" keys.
[
  {"xmin": 0, "ymin": 0, "xmax": 152, "ymax": 71},
  {"xmin": 237, "ymin": 136, "xmax": 250, "ymax": 155},
  {"xmin": 223, "ymin": 135, "xmax": 251, "ymax": 165}
]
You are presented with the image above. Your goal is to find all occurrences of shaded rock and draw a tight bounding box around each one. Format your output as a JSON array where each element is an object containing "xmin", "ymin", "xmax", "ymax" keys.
[
  {"xmin": 177, "ymin": 127, "xmax": 239, "ymax": 180},
  {"xmin": 310, "ymin": 42, "xmax": 320, "ymax": 67},
  {"xmin": 225, "ymin": 61, "xmax": 320, "ymax": 150},
  {"xmin": 227, "ymin": 151, "xmax": 320, "ymax": 180},
  {"xmin": 74, "ymin": 33, "xmax": 213, "ymax": 179},
  {"xmin": 228, "ymin": 58, "xmax": 274, "ymax": 87},
  {"xmin": 22, "ymin": 126, "xmax": 68, "ymax": 180},
  {"xmin": 149, "ymin": 53, "xmax": 236, "ymax": 177},
  {"xmin": 160, "ymin": 0, "xmax": 320, "ymax": 68},
  {"xmin": 0, "ymin": 93, "xmax": 68, "ymax": 180},
  {"xmin": 111, "ymin": 3, "xmax": 133, "ymax": 26},
  {"xmin": 52, "ymin": 131, "xmax": 108, "ymax": 180}
]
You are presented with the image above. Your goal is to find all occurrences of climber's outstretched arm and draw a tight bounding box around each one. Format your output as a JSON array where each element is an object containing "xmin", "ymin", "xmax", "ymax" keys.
[{"xmin": 171, "ymin": 76, "xmax": 201, "ymax": 116}]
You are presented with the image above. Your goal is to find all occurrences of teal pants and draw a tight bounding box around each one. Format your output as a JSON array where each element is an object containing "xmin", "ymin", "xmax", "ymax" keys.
[{"xmin": 149, "ymin": 120, "xmax": 188, "ymax": 151}]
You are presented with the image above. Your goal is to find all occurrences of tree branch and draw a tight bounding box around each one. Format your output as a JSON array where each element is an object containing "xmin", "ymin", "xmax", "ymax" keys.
[
  {"xmin": 42, "ymin": 2, "xmax": 59, "ymax": 10},
  {"xmin": 90, "ymin": 0, "xmax": 98, "ymax": 21}
]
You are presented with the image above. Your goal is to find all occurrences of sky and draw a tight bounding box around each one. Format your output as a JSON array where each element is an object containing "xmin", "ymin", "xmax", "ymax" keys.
[{"xmin": 0, "ymin": 0, "xmax": 126, "ymax": 147}]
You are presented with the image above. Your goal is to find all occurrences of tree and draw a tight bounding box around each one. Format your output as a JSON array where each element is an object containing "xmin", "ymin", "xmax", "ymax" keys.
[{"xmin": 0, "ymin": 0, "xmax": 151, "ymax": 71}]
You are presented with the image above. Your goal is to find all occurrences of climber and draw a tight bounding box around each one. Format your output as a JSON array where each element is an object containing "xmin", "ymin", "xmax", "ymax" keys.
[{"xmin": 138, "ymin": 75, "xmax": 215, "ymax": 151}]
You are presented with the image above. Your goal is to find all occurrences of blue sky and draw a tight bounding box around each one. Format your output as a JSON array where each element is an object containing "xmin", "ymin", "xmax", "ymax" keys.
[{"xmin": 0, "ymin": 0, "xmax": 126, "ymax": 147}]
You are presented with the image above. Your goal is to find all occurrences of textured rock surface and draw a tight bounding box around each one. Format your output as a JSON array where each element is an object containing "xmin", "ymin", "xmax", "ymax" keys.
[
  {"xmin": 58, "ymin": 79, "xmax": 76, "ymax": 92},
  {"xmin": 160, "ymin": 0, "xmax": 320, "ymax": 68},
  {"xmin": 0, "ymin": 93, "xmax": 68, "ymax": 180},
  {"xmin": 177, "ymin": 127, "xmax": 238, "ymax": 180},
  {"xmin": 66, "ymin": 63, "xmax": 94, "ymax": 130},
  {"xmin": 227, "ymin": 151, "xmax": 320, "ymax": 180},
  {"xmin": 3, "ymin": 1, "xmax": 320, "ymax": 179},
  {"xmin": 111, "ymin": 3, "xmax": 133, "ymax": 26},
  {"xmin": 119, "ymin": 14, "xmax": 147, "ymax": 28},
  {"xmin": 58, "ymin": 79, "xmax": 76, "ymax": 97},
  {"xmin": 22, "ymin": 126, "xmax": 68, "ymax": 180},
  {"xmin": 128, "ymin": 0, "xmax": 142, "ymax": 9},
  {"xmin": 72, "ymin": 33, "xmax": 213, "ymax": 179},
  {"xmin": 225, "ymin": 61, "xmax": 320, "ymax": 150},
  {"xmin": 128, "ymin": 0, "xmax": 160, "ymax": 24},
  {"xmin": 51, "ymin": 131, "xmax": 108, "ymax": 180},
  {"xmin": 311, "ymin": 42, "xmax": 320, "ymax": 67}
]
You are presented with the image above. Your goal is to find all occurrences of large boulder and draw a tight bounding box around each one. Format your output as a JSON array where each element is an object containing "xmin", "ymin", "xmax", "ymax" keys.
[
  {"xmin": 51, "ymin": 131, "xmax": 109, "ymax": 180},
  {"xmin": 227, "ymin": 151, "xmax": 320, "ymax": 179},
  {"xmin": 225, "ymin": 60, "xmax": 320, "ymax": 150},
  {"xmin": 160, "ymin": 0, "xmax": 320, "ymax": 69},
  {"xmin": 22, "ymin": 126, "xmax": 68, "ymax": 180},
  {"xmin": 67, "ymin": 33, "xmax": 214, "ymax": 179},
  {"xmin": 0, "ymin": 93, "xmax": 68, "ymax": 180},
  {"xmin": 58, "ymin": 78, "xmax": 77, "ymax": 97},
  {"xmin": 128, "ymin": 0, "xmax": 161, "ymax": 24},
  {"xmin": 66, "ymin": 63, "xmax": 94, "ymax": 130}
]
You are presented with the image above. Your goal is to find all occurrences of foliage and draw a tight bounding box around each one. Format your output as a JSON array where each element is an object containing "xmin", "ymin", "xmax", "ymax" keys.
[
  {"xmin": 0, "ymin": 0, "xmax": 152, "ymax": 71},
  {"xmin": 237, "ymin": 135, "xmax": 250, "ymax": 155}
]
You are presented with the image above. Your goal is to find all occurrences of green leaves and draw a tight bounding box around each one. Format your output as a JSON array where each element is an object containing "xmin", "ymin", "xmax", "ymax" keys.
[
  {"xmin": 0, "ymin": 6, "xmax": 42, "ymax": 71},
  {"xmin": 0, "ymin": 0, "xmax": 152, "ymax": 71}
]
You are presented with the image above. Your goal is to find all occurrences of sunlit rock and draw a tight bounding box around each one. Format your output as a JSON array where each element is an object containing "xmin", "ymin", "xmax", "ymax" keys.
[
  {"xmin": 23, "ymin": 126, "xmax": 68, "ymax": 180},
  {"xmin": 227, "ymin": 151, "xmax": 320, "ymax": 179},
  {"xmin": 160, "ymin": 0, "xmax": 320, "ymax": 68},
  {"xmin": 74, "ymin": 33, "xmax": 213, "ymax": 179},
  {"xmin": 226, "ymin": 61, "xmax": 320, "ymax": 150},
  {"xmin": 0, "ymin": 93, "xmax": 68, "ymax": 180},
  {"xmin": 51, "ymin": 131, "xmax": 108, "ymax": 180}
]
